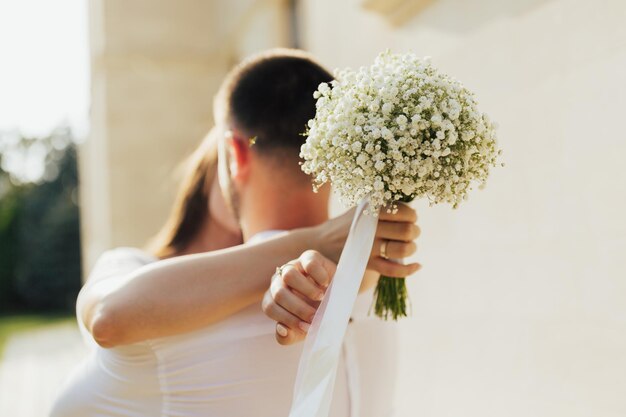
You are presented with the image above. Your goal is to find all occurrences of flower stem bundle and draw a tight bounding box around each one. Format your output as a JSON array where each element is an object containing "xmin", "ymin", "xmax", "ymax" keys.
[{"xmin": 373, "ymin": 276, "xmax": 409, "ymax": 320}]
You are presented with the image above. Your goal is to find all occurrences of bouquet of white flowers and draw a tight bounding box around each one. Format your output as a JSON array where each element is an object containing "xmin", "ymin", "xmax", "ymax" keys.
[{"xmin": 301, "ymin": 51, "xmax": 502, "ymax": 320}]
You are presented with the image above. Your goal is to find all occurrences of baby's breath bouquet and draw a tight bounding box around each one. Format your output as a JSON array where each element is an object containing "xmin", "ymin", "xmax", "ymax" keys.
[{"xmin": 301, "ymin": 51, "xmax": 502, "ymax": 320}]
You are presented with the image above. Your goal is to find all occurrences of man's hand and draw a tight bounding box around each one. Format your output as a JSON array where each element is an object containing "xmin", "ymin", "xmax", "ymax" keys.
[{"xmin": 262, "ymin": 250, "xmax": 336, "ymax": 345}]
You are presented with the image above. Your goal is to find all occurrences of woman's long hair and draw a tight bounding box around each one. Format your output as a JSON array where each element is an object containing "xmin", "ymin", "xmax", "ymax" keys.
[{"xmin": 147, "ymin": 128, "xmax": 219, "ymax": 258}]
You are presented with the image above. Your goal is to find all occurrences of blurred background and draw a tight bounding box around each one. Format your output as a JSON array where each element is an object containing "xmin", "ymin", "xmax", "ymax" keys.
[{"xmin": 0, "ymin": 0, "xmax": 625, "ymax": 416}]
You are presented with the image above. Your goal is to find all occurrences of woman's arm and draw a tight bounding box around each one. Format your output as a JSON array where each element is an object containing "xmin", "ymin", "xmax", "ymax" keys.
[
  {"xmin": 82, "ymin": 208, "xmax": 419, "ymax": 348},
  {"xmin": 84, "ymin": 227, "xmax": 320, "ymax": 348}
]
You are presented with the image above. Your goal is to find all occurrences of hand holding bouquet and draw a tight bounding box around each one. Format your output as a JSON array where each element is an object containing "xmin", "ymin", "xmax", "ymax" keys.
[{"xmin": 301, "ymin": 51, "xmax": 502, "ymax": 320}]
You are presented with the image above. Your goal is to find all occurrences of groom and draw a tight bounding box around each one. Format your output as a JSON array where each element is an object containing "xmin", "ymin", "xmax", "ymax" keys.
[
  {"xmin": 214, "ymin": 49, "xmax": 420, "ymax": 416},
  {"xmin": 215, "ymin": 49, "xmax": 420, "ymax": 340}
]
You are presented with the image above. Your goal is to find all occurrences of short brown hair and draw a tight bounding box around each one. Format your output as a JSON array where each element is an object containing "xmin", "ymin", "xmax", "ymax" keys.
[{"xmin": 215, "ymin": 48, "xmax": 333, "ymax": 157}]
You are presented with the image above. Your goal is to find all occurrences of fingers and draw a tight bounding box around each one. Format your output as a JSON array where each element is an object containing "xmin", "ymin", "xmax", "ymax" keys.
[
  {"xmin": 270, "ymin": 277, "xmax": 317, "ymax": 323},
  {"xmin": 368, "ymin": 257, "xmax": 422, "ymax": 278},
  {"xmin": 299, "ymin": 250, "xmax": 337, "ymax": 289},
  {"xmin": 377, "ymin": 202, "xmax": 419, "ymax": 246},
  {"xmin": 372, "ymin": 238, "xmax": 417, "ymax": 259},
  {"xmin": 378, "ymin": 203, "xmax": 417, "ymax": 223},
  {"xmin": 372, "ymin": 205, "xmax": 421, "ymax": 278},
  {"xmin": 271, "ymin": 250, "xmax": 336, "ymax": 321},
  {"xmin": 261, "ymin": 291, "xmax": 307, "ymax": 345},
  {"xmin": 371, "ymin": 205, "xmax": 422, "ymax": 277},
  {"xmin": 275, "ymin": 322, "xmax": 306, "ymax": 345},
  {"xmin": 281, "ymin": 263, "xmax": 325, "ymax": 302},
  {"xmin": 262, "ymin": 250, "xmax": 339, "ymax": 346},
  {"xmin": 376, "ymin": 221, "xmax": 421, "ymax": 242}
]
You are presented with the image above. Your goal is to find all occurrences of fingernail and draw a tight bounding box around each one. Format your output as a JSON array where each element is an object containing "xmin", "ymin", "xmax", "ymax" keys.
[
  {"xmin": 299, "ymin": 322, "xmax": 311, "ymax": 332},
  {"xmin": 276, "ymin": 324, "xmax": 289, "ymax": 337},
  {"xmin": 315, "ymin": 291, "xmax": 325, "ymax": 301}
]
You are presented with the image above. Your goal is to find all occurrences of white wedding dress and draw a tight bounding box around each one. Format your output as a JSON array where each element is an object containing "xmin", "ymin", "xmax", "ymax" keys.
[{"xmin": 51, "ymin": 235, "xmax": 397, "ymax": 417}]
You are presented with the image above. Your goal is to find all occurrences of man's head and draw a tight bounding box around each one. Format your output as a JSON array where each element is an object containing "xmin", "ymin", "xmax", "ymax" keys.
[{"xmin": 214, "ymin": 49, "xmax": 333, "ymax": 236}]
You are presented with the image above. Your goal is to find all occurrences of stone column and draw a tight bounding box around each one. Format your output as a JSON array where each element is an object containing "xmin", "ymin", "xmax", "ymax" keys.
[{"xmin": 80, "ymin": 0, "xmax": 290, "ymax": 273}]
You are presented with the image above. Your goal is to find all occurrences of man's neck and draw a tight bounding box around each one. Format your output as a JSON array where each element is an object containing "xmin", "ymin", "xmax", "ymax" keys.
[
  {"xmin": 177, "ymin": 215, "xmax": 243, "ymax": 256},
  {"xmin": 240, "ymin": 187, "xmax": 329, "ymax": 242}
]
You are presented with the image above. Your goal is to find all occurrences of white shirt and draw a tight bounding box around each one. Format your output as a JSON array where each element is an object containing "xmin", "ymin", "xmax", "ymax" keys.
[{"xmin": 50, "ymin": 239, "xmax": 362, "ymax": 417}]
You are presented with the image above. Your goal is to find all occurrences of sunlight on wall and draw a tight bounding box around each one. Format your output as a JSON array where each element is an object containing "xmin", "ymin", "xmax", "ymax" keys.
[{"xmin": 305, "ymin": 0, "xmax": 626, "ymax": 416}]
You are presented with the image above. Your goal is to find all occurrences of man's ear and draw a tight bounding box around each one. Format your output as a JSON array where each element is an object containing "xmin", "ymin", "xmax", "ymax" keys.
[{"xmin": 226, "ymin": 132, "xmax": 251, "ymax": 184}]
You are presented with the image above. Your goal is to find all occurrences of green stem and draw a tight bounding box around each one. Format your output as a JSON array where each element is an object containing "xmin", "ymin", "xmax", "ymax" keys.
[
  {"xmin": 372, "ymin": 276, "xmax": 409, "ymax": 320},
  {"xmin": 372, "ymin": 196, "xmax": 414, "ymax": 320}
]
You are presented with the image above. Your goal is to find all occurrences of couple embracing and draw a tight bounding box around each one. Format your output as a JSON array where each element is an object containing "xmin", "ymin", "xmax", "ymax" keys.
[{"xmin": 51, "ymin": 49, "xmax": 421, "ymax": 417}]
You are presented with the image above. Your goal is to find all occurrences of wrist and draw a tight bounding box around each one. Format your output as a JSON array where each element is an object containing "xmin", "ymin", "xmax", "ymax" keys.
[
  {"xmin": 298, "ymin": 225, "xmax": 322, "ymax": 254},
  {"xmin": 307, "ymin": 221, "xmax": 343, "ymax": 263}
]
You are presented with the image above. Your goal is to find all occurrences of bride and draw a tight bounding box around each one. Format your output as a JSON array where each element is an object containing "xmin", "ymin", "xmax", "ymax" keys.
[{"xmin": 51, "ymin": 49, "xmax": 420, "ymax": 417}]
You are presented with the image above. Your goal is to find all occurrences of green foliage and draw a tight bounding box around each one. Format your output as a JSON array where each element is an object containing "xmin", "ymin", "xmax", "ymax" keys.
[
  {"xmin": 0, "ymin": 177, "xmax": 22, "ymax": 308},
  {"xmin": 0, "ymin": 127, "xmax": 82, "ymax": 313},
  {"xmin": 373, "ymin": 276, "xmax": 409, "ymax": 320}
]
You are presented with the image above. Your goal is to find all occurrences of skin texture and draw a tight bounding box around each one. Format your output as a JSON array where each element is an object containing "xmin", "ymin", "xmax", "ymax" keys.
[
  {"xmin": 80, "ymin": 185, "xmax": 420, "ymax": 348},
  {"xmin": 263, "ymin": 203, "xmax": 421, "ymax": 346},
  {"xmin": 81, "ymin": 127, "xmax": 421, "ymax": 348},
  {"xmin": 223, "ymin": 128, "xmax": 421, "ymax": 345}
]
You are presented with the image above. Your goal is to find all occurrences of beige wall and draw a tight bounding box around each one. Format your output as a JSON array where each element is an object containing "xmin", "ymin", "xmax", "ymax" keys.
[
  {"xmin": 81, "ymin": 0, "xmax": 290, "ymax": 271},
  {"xmin": 81, "ymin": 0, "xmax": 626, "ymax": 415},
  {"xmin": 302, "ymin": 0, "xmax": 626, "ymax": 416}
]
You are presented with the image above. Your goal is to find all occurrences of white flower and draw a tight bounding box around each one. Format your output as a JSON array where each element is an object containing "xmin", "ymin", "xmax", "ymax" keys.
[
  {"xmin": 301, "ymin": 50, "xmax": 501, "ymax": 213},
  {"xmin": 356, "ymin": 153, "xmax": 368, "ymax": 167}
]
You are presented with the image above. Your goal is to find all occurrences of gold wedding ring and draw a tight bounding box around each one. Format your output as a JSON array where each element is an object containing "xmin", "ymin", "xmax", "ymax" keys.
[{"xmin": 380, "ymin": 239, "xmax": 390, "ymax": 260}]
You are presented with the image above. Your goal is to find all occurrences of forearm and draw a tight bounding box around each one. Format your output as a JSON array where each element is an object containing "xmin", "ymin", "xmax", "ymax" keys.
[{"xmin": 83, "ymin": 228, "xmax": 317, "ymax": 347}]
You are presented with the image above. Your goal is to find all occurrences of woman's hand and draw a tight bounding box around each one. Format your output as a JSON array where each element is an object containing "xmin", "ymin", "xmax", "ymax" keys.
[
  {"xmin": 369, "ymin": 204, "xmax": 421, "ymax": 277},
  {"xmin": 262, "ymin": 250, "xmax": 336, "ymax": 345},
  {"xmin": 313, "ymin": 204, "xmax": 421, "ymax": 276},
  {"xmin": 265, "ymin": 205, "xmax": 421, "ymax": 345}
]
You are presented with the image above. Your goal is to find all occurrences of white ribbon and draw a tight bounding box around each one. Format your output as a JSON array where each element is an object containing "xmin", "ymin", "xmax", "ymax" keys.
[{"xmin": 289, "ymin": 198, "xmax": 378, "ymax": 417}]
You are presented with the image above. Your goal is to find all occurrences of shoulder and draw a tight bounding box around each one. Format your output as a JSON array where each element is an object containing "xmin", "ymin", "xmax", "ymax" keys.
[
  {"xmin": 89, "ymin": 247, "xmax": 158, "ymax": 281},
  {"xmin": 97, "ymin": 247, "xmax": 157, "ymax": 265}
]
